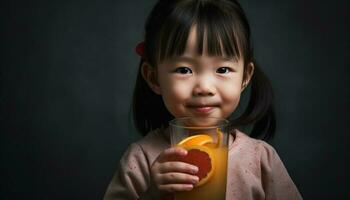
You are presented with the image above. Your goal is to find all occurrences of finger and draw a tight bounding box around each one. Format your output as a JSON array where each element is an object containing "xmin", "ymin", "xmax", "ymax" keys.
[
  {"xmin": 157, "ymin": 147, "xmax": 187, "ymax": 162},
  {"xmin": 158, "ymin": 172, "xmax": 199, "ymax": 185},
  {"xmin": 158, "ymin": 183, "xmax": 194, "ymax": 193},
  {"xmin": 158, "ymin": 161, "xmax": 199, "ymax": 174}
]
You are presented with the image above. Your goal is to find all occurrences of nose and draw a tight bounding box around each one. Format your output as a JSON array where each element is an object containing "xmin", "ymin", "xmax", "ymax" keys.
[{"xmin": 192, "ymin": 76, "xmax": 216, "ymax": 97}]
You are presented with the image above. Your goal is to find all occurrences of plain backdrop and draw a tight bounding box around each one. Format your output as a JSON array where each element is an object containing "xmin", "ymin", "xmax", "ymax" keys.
[{"xmin": 2, "ymin": 0, "xmax": 350, "ymax": 199}]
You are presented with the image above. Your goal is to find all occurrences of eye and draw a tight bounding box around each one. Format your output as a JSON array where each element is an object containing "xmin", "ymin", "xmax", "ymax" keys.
[
  {"xmin": 216, "ymin": 67, "xmax": 232, "ymax": 74},
  {"xmin": 175, "ymin": 67, "xmax": 192, "ymax": 74}
]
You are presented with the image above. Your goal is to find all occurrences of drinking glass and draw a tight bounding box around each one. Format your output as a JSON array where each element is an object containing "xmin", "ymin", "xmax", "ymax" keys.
[{"xmin": 169, "ymin": 117, "xmax": 229, "ymax": 200}]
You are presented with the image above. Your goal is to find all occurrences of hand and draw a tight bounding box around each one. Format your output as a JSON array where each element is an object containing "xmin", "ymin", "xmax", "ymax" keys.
[{"xmin": 150, "ymin": 147, "xmax": 199, "ymax": 196}]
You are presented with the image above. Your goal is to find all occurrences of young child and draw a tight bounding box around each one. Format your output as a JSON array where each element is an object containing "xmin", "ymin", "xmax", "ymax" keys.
[{"xmin": 104, "ymin": 0, "xmax": 302, "ymax": 199}]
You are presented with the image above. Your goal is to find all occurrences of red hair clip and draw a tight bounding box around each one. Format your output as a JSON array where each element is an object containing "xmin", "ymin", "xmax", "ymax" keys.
[{"xmin": 135, "ymin": 41, "xmax": 146, "ymax": 58}]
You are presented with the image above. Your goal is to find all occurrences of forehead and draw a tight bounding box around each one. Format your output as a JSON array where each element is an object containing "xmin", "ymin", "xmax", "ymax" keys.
[
  {"xmin": 184, "ymin": 26, "xmax": 202, "ymax": 56},
  {"xmin": 163, "ymin": 27, "xmax": 242, "ymax": 65},
  {"xmin": 180, "ymin": 25, "xmax": 238, "ymax": 61}
]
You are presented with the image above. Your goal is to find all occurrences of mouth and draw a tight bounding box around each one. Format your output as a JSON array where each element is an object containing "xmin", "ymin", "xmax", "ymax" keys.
[
  {"xmin": 187, "ymin": 103, "xmax": 219, "ymax": 114},
  {"xmin": 192, "ymin": 106, "xmax": 215, "ymax": 113}
]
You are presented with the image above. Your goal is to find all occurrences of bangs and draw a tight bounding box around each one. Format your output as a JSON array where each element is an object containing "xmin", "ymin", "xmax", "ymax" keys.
[{"xmin": 156, "ymin": 1, "xmax": 248, "ymax": 63}]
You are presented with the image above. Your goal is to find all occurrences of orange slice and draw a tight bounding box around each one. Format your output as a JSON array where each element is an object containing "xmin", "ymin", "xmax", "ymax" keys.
[
  {"xmin": 178, "ymin": 134, "xmax": 213, "ymax": 146},
  {"xmin": 178, "ymin": 145, "xmax": 215, "ymax": 187}
]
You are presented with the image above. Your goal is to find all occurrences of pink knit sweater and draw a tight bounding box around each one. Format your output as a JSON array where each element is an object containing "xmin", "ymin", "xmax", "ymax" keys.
[{"xmin": 104, "ymin": 129, "xmax": 302, "ymax": 200}]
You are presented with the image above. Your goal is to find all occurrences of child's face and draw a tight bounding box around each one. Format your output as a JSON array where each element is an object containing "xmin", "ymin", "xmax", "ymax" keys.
[{"xmin": 147, "ymin": 27, "xmax": 251, "ymax": 119}]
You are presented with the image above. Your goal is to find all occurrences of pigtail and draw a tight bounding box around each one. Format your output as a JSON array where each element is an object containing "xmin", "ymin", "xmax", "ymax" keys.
[
  {"xmin": 232, "ymin": 63, "xmax": 276, "ymax": 141},
  {"xmin": 132, "ymin": 60, "xmax": 173, "ymax": 136}
]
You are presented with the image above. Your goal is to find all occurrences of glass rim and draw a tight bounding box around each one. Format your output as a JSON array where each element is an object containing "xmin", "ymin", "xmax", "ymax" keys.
[{"xmin": 169, "ymin": 117, "xmax": 229, "ymax": 129}]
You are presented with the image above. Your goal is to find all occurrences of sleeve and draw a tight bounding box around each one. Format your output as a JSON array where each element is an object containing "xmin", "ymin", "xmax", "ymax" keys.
[
  {"xmin": 259, "ymin": 142, "xmax": 303, "ymax": 200},
  {"xmin": 103, "ymin": 143, "xmax": 155, "ymax": 200}
]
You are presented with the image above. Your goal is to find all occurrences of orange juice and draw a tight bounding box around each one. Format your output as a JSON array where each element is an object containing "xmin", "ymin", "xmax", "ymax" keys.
[{"xmin": 175, "ymin": 146, "xmax": 228, "ymax": 200}]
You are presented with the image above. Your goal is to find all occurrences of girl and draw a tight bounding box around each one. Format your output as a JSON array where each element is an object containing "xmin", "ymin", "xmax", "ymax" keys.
[{"xmin": 104, "ymin": 0, "xmax": 302, "ymax": 199}]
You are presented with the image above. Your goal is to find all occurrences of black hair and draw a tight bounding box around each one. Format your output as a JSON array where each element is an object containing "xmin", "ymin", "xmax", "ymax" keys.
[{"xmin": 132, "ymin": 0, "xmax": 276, "ymax": 141}]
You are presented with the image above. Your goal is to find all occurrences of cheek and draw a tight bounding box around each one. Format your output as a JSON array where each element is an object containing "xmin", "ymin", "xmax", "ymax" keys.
[
  {"xmin": 223, "ymin": 90, "xmax": 241, "ymax": 108},
  {"xmin": 227, "ymin": 87, "xmax": 241, "ymax": 99},
  {"xmin": 170, "ymin": 82, "xmax": 191, "ymax": 99},
  {"xmin": 220, "ymin": 80, "xmax": 242, "ymax": 113},
  {"xmin": 158, "ymin": 77, "xmax": 192, "ymax": 115},
  {"xmin": 160, "ymin": 79, "xmax": 191, "ymax": 100}
]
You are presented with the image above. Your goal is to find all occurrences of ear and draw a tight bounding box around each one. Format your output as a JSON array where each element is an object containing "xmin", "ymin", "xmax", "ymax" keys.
[
  {"xmin": 141, "ymin": 62, "xmax": 161, "ymax": 95},
  {"xmin": 241, "ymin": 62, "xmax": 255, "ymax": 92}
]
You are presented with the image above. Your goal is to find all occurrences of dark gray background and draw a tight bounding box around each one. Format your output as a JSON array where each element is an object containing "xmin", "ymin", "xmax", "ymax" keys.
[{"xmin": 2, "ymin": 0, "xmax": 350, "ymax": 199}]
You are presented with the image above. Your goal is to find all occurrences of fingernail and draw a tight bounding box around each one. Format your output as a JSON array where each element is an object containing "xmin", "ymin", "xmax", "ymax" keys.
[
  {"xmin": 193, "ymin": 176, "xmax": 199, "ymax": 183},
  {"xmin": 185, "ymin": 184, "xmax": 193, "ymax": 191}
]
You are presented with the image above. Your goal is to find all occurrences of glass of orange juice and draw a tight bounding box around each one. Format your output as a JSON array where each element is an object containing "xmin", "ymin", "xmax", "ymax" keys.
[{"xmin": 169, "ymin": 117, "xmax": 229, "ymax": 200}]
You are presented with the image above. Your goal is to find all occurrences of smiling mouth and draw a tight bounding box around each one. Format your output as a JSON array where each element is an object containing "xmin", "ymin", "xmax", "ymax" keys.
[
  {"xmin": 187, "ymin": 105, "xmax": 218, "ymax": 114},
  {"xmin": 193, "ymin": 106, "xmax": 214, "ymax": 113}
]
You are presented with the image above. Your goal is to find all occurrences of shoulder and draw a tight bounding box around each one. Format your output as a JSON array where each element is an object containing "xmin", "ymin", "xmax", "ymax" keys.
[
  {"xmin": 135, "ymin": 128, "xmax": 170, "ymax": 156},
  {"xmin": 231, "ymin": 129, "xmax": 276, "ymax": 153},
  {"xmin": 232, "ymin": 129, "xmax": 288, "ymax": 175},
  {"xmin": 122, "ymin": 128, "xmax": 170, "ymax": 168},
  {"xmin": 230, "ymin": 129, "xmax": 280, "ymax": 166},
  {"xmin": 136, "ymin": 128, "xmax": 170, "ymax": 148}
]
